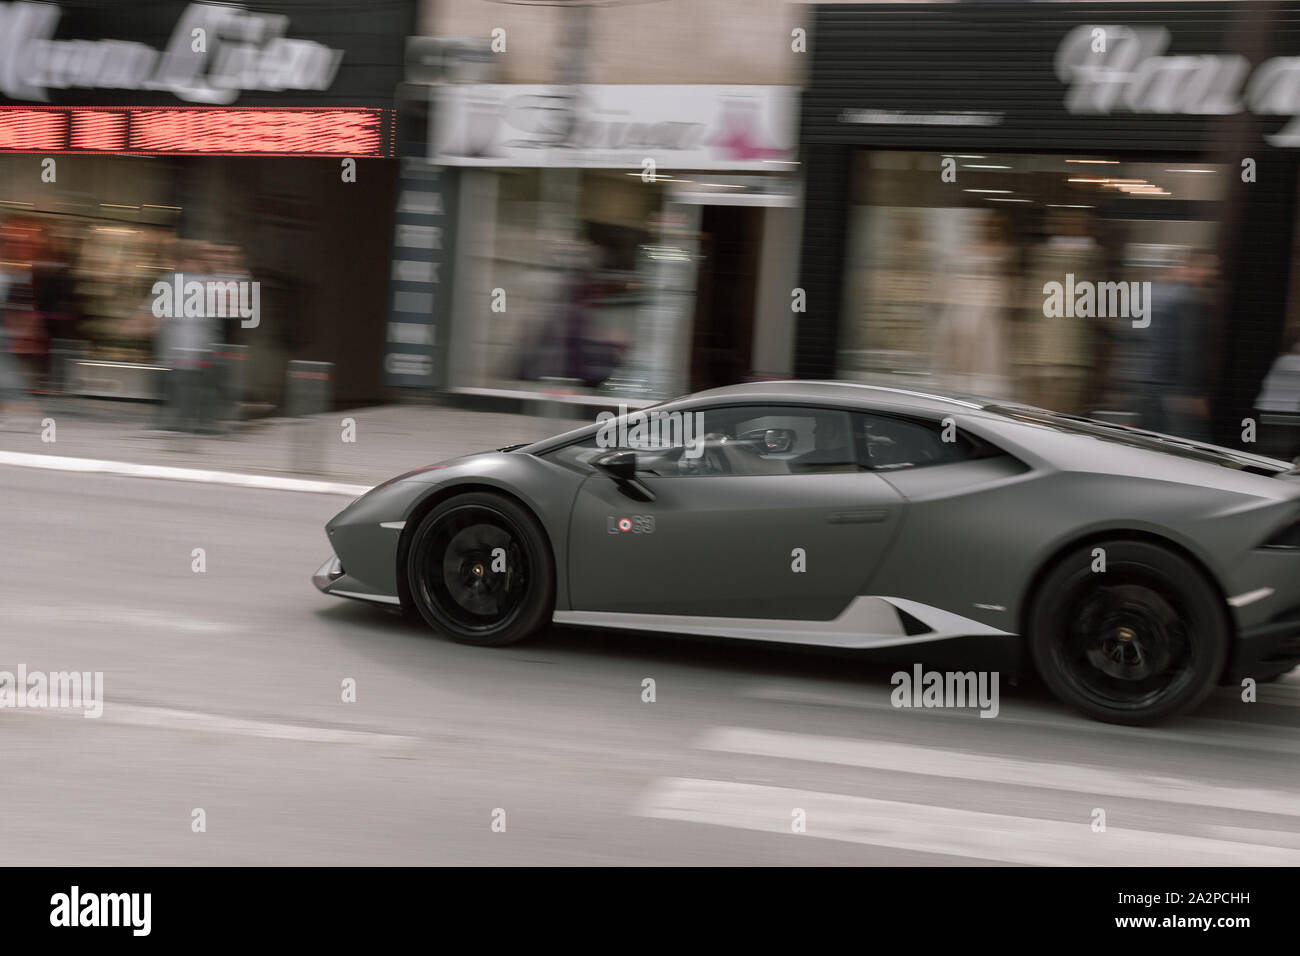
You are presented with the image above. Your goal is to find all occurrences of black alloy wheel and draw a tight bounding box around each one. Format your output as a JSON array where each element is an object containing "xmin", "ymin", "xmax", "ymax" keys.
[
  {"xmin": 1029, "ymin": 540, "xmax": 1228, "ymax": 724},
  {"xmin": 406, "ymin": 492, "xmax": 555, "ymax": 647}
]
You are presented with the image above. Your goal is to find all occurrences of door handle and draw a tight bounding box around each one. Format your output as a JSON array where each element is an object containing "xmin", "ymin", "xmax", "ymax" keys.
[{"xmin": 825, "ymin": 509, "xmax": 889, "ymax": 524}]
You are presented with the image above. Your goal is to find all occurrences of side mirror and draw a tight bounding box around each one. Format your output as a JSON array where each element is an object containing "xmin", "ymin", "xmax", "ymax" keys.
[
  {"xmin": 593, "ymin": 449, "xmax": 637, "ymax": 480},
  {"xmin": 593, "ymin": 449, "xmax": 654, "ymax": 502},
  {"xmin": 763, "ymin": 428, "xmax": 796, "ymax": 454}
]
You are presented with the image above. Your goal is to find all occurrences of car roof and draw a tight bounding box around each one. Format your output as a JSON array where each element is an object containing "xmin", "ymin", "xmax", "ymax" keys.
[
  {"xmin": 521, "ymin": 380, "xmax": 1002, "ymax": 454},
  {"xmin": 684, "ymin": 380, "xmax": 991, "ymax": 416},
  {"xmin": 520, "ymin": 379, "xmax": 1296, "ymax": 480}
]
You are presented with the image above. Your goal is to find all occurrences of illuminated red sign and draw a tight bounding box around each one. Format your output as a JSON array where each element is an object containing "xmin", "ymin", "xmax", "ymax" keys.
[{"xmin": 0, "ymin": 107, "xmax": 392, "ymax": 157}]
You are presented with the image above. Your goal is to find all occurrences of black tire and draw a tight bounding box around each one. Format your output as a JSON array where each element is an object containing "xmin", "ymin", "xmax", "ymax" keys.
[
  {"xmin": 406, "ymin": 491, "xmax": 555, "ymax": 647},
  {"xmin": 1028, "ymin": 540, "xmax": 1228, "ymax": 725}
]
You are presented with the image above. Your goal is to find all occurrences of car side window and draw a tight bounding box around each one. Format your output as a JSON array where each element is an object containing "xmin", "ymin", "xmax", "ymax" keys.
[
  {"xmin": 546, "ymin": 406, "xmax": 863, "ymax": 476},
  {"xmin": 853, "ymin": 412, "xmax": 991, "ymax": 470}
]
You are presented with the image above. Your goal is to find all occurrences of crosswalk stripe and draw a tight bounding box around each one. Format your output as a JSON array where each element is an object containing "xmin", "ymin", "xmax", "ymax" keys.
[
  {"xmin": 697, "ymin": 726, "xmax": 1300, "ymax": 817},
  {"xmin": 739, "ymin": 683, "xmax": 1300, "ymax": 755},
  {"xmin": 0, "ymin": 450, "xmax": 369, "ymax": 497},
  {"xmin": 635, "ymin": 777, "xmax": 1300, "ymax": 866},
  {"xmin": 5, "ymin": 701, "xmax": 414, "ymax": 746}
]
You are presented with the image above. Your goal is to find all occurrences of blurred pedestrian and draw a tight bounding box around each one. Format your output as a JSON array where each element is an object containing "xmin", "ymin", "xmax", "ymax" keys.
[
  {"xmin": 32, "ymin": 228, "xmax": 79, "ymax": 383},
  {"xmin": 1110, "ymin": 249, "xmax": 1218, "ymax": 440},
  {"xmin": 1015, "ymin": 209, "xmax": 1104, "ymax": 414},
  {"xmin": 0, "ymin": 223, "xmax": 40, "ymax": 424},
  {"xmin": 1253, "ymin": 330, "xmax": 1300, "ymax": 461},
  {"xmin": 152, "ymin": 239, "xmax": 218, "ymax": 432},
  {"xmin": 933, "ymin": 210, "xmax": 1013, "ymax": 399}
]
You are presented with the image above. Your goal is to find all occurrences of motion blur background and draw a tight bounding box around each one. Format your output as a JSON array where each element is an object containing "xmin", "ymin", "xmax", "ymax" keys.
[
  {"xmin": 3, "ymin": 0, "xmax": 1300, "ymax": 450},
  {"xmin": 5, "ymin": 0, "xmax": 1300, "ymax": 871}
]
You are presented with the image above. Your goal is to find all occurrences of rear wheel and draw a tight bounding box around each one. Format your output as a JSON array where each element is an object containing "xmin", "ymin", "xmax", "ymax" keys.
[
  {"xmin": 1028, "ymin": 540, "xmax": 1228, "ymax": 724},
  {"xmin": 406, "ymin": 492, "xmax": 554, "ymax": 647}
]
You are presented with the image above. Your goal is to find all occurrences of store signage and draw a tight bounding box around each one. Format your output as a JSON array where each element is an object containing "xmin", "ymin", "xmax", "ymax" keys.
[
  {"xmin": 1056, "ymin": 23, "xmax": 1300, "ymax": 146},
  {"xmin": 384, "ymin": 162, "xmax": 457, "ymax": 388},
  {"xmin": 0, "ymin": 105, "xmax": 389, "ymax": 155},
  {"xmin": 433, "ymin": 85, "xmax": 795, "ymax": 170},
  {"xmin": 0, "ymin": 1, "xmax": 344, "ymax": 104}
]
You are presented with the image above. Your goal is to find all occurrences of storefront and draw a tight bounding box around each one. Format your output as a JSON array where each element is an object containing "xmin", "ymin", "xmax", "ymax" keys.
[
  {"xmin": 0, "ymin": 0, "xmax": 414, "ymax": 407},
  {"xmin": 423, "ymin": 83, "xmax": 799, "ymax": 403},
  {"xmin": 798, "ymin": 2, "xmax": 1300, "ymax": 447}
]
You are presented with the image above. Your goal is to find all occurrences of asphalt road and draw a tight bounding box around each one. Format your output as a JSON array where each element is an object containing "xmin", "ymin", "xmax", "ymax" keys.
[{"xmin": 3, "ymin": 464, "xmax": 1300, "ymax": 865}]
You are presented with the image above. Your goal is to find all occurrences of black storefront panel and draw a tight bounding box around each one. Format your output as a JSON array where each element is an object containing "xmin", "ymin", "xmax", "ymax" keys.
[
  {"xmin": 0, "ymin": 0, "xmax": 415, "ymax": 407},
  {"xmin": 802, "ymin": 2, "xmax": 1297, "ymax": 153},
  {"xmin": 0, "ymin": 0, "xmax": 409, "ymax": 108},
  {"xmin": 797, "ymin": 2, "xmax": 1300, "ymax": 448}
]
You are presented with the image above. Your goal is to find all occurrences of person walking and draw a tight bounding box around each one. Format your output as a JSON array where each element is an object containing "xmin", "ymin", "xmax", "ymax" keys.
[{"xmin": 1110, "ymin": 249, "xmax": 1217, "ymax": 440}]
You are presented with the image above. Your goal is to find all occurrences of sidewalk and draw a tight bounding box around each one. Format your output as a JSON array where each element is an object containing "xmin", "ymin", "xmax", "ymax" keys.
[{"xmin": 0, "ymin": 402, "xmax": 589, "ymax": 488}]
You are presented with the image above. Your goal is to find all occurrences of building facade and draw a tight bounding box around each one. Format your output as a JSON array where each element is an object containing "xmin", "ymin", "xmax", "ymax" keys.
[
  {"xmin": 797, "ymin": 1, "xmax": 1300, "ymax": 449},
  {"xmin": 0, "ymin": 0, "xmax": 414, "ymax": 407},
  {"xmin": 395, "ymin": 0, "xmax": 810, "ymax": 406}
]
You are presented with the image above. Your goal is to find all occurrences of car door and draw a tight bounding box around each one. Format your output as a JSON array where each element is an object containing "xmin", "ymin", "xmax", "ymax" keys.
[{"xmin": 564, "ymin": 405, "xmax": 907, "ymax": 620}]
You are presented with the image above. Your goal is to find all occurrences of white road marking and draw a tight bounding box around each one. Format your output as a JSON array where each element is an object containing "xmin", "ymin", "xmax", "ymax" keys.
[
  {"xmin": 739, "ymin": 683, "xmax": 1300, "ymax": 754},
  {"xmin": 10, "ymin": 700, "xmax": 413, "ymax": 746},
  {"xmin": 0, "ymin": 450, "xmax": 369, "ymax": 497},
  {"xmin": 1, "ymin": 606, "xmax": 238, "ymax": 633},
  {"xmin": 635, "ymin": 777, "xmax": 1300, "ymax": 865},
  {"xmin": 105, "ymin": 704, "xmax": 413, "ymax": 744},
  {"xmin": 1199, "ymin": 824, "xmax": 1300, "ymax": 851},
  {"xmin": 697, "ymin": 727, "xmax": 1300, "ymax": 817}
]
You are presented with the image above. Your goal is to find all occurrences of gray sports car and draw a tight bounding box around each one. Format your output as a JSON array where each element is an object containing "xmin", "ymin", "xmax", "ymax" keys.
[{"xmin": 313, "ymin": 381, "xmax": 1300, "ymax": 724}]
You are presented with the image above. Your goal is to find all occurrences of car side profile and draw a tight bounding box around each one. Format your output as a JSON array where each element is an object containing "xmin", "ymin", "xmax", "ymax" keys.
[{"xmin": 313, "ymin": 381, "xmax": 1300, "ymax": 724}]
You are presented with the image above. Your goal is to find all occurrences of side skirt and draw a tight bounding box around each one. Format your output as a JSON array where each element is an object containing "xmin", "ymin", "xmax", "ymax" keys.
[{"xmin": 552, "ymin": 596, "xmax": 1015, "ymax": 650}]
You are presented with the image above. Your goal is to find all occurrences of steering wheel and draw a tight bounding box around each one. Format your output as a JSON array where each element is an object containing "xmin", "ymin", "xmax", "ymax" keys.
[{"xmin": 690, "ymin": 432, "xmax": 730, "ymax": 475}]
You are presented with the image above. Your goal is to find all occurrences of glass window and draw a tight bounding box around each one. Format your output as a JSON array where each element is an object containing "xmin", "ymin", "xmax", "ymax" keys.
[
  {"xmin": 840, "ymin": 150, "xmax": 1226, "ymax": 422},
  {"xmin": 853, "ymin": 412, "xmax": 997, "ymax": 471},
  {"xmin": 469, "ymin": 169, "xmax": 676, "ymax": 398},
  {"xmin": 543, "ymin": 405, "xmax": 862, "ymax": 476}
]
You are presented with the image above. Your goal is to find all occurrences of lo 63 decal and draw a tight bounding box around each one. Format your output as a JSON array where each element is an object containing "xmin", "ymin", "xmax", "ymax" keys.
[{"xmin": 607, "ymin": 515, "xmax": 656, "ymax": 534}]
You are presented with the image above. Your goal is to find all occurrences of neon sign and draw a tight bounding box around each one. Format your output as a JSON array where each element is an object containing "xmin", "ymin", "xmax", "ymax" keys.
[{"xmin": 0, "ymin": 106, "xmax": 391, "ymax": 156}]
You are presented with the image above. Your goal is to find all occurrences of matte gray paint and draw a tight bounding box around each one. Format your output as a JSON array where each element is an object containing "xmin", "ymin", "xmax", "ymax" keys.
[
  {"xmin": 567, "ymin": 470, "xmax": 905, "ymax": 619},
  {"xmin": 319, "ymin": 381, "xmax": 1300, "ymax": 649}
]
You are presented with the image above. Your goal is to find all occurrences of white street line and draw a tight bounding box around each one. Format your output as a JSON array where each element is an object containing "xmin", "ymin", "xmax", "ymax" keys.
[
  {"xmin": 0, "ymin": 450, "xmax": 369, "ymax": 497},
  {"xmin": 739, "ymin": 683, "xmax": 1300, "ymax": 755},
  {"xmin": 697, "ymin": 727, "xmax": 1300, "ymax": 818},
  {"xmin": 635, "ymin": 778, "xmax": 1300, "ymax": 866},
  {"xmin": 104, "ymin": 704, "xmax": 413, "ymax": 744},
  {"xmin": 1, "ymin": 606, "xmax": 238, "ymax": 633},
  {"xmin": 1199, "ymin": 824, "xmax": 1300, "ymax": 851},
  {"xmin": 7, "ymin": 700, "xmax": 413, "ymax": 746}
]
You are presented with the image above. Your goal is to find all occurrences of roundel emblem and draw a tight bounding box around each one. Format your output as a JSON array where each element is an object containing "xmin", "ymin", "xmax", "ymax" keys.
[{"xmin": 617, "ymin": 518, "xmax": 632, "ymax": 532}]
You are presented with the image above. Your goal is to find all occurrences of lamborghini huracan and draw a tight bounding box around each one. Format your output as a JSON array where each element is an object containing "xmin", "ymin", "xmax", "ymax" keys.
[{"xmin": 314, "ymin": 381, "xmax": 1300, "ymax": 724}]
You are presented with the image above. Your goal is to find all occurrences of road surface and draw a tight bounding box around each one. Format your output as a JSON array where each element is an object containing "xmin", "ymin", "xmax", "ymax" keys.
[{"xmin": 2, "ymin": 464, "xmax": 1299, "ymax": 865}]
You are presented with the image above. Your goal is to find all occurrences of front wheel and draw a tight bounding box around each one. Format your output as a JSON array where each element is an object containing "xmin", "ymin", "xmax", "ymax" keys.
[
  {"xmin": 1028, "ymin": 540, "xmax": 1228, "ymax": 725},
  {"xmin": 406, "ymin": 492, "xmax": 555, "ymax": 647}
]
